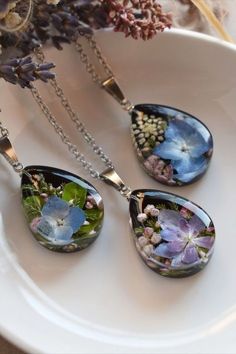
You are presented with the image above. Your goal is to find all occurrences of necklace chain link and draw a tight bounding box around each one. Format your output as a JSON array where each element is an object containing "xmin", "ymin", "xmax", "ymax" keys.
[
  {"xmin": 74, "ymin": 35, "xmax": 133, "ymax": 112},
  {"xmin": 31, "ymin": 86, "xmax": 102, "ymax": 179},
  {"xmin": 31, "ymin": 47, "xmax": 132, "ymax": 198}
]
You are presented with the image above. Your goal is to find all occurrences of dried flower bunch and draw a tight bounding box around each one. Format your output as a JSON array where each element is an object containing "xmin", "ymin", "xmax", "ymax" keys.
[
  {"xmin": 0, "ymin": 0, "xmax": 173, "ymax": 87},
  {"xmin": 0, "ymin": 0, "xmax": 230, "ymax": 88}
]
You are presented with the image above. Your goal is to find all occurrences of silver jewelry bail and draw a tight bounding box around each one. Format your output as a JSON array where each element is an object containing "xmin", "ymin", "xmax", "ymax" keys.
[
  {"xmin": 0, "ymin": 135, "xmax": 24, "ymax": 174},
  {"xmin": 100, "ymin": 167, "xmax": 132, "ymax": 200},
  {"xmin": 102, "ymin": 77, "xmax": 134, "ymax": 113}
]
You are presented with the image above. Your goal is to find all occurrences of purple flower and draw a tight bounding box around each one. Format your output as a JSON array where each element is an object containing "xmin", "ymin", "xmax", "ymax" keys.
[
  {"xmin": 30, "ymin": 196, "xmax": 85, "ymax": 245},
  {"xmin": 154, "ymin": 210, "xmax": 214, "ymax": 268},
  {"xmin": 153, "ymin": 119, "xmax": 211, "ymax": 183}
]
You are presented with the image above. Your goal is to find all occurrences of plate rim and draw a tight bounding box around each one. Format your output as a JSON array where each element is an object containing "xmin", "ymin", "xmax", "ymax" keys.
[{"xmin": 1, "ymin": 27, "xmax": 236, "ymax": 354}]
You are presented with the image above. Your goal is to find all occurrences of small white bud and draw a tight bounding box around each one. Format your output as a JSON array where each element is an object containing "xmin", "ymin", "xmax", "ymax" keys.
[
  {"xmin": 137, "ymin": 213, "xmax": 147, "ymax": 222},
  {"xmin": 138, "ymin": 236, "xmax": 148, "ymax": 248},
  {"xmin": 143, "ymin": 244, "xmax": 154, "ymax": 257},
  {"xmin": 150, "ymin": 233, "xmax": 161, "ymax": 245}
]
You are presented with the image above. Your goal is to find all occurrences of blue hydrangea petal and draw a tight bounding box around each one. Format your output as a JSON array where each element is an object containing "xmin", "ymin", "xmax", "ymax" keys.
[
  {"xmin": 174, "ymin": 160, "xmax": 207, "ymax": 183},
  {"xmin": 182, "ymin": 244, "xmax": 199, "ymax": 264},
  {"xmin": 49, "ymin": 225, "xmax": 74, "ymax": 245},
  {"xmin": 64, "ymin": 206, "xmax": 86, "ymax": 233},
  {"xmin": 186, "ymin": 134, "xmax": 209, "ymax": 158},
  {"xmin": 165, "ymin": 120, "xmax": 196, "ymax": 141},
  {"xmin": 189, "ymin": 215, "xmax": 206, "ymax": 236},
  {"xmin": 153, "ymin": 140, "xmax": 182, "ymax": 160},
  {"xmin": 42, "ymin": 196, "xmax": 69, "ymax": 219},
  {"xmin": 36, "ymin": 216, "xmax": 57, "ymax": 238},
  {"xmin": 172, "ymin": 155, "xmax": 206, "ymax": 175},
  {"xmin": 194, "ymin": 236, "xmax": 214, "ymax": 249}
]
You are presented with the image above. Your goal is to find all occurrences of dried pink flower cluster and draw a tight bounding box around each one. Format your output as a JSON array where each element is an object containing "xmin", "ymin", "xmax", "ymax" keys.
[{"xmin": 101, "ymin": 0, "xmax": 172, "ymax": 39}]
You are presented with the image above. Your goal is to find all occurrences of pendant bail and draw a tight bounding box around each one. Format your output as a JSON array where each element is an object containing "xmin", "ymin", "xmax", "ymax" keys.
[
  {"xmin": 100, "ymin": 167, "xmax": 132, "ymax": 200},
  {"xmin": 0, "ymin": 136, "xmax": 24, "ymax": 173},
  {"xmin": 102, "ymin": 76, "xmax": 134, "ymax": 112}
]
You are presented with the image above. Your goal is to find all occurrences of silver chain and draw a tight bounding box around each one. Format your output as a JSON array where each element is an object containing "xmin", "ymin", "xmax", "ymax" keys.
[
  {"xmin": 74, "ymin": 35, "xmax": 133, "ymax": 111},
  {"xmin": 32, "ymin": 48, "xmax": 132, "ymax": 198},
  {"xmin": 31, "ymin": 86, "xmax": 105, "ymax": 179},
  {"xmin": 34, "ymin": 49, "xmax": 113, "ymax": 175},
  {"xmin": 74, "ymin": 35, "xmax": 113, "ymax": 87}
]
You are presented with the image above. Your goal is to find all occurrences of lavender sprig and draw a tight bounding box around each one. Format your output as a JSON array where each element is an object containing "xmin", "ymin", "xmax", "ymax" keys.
[{"xmin": 0, "ymin": 56, "xmax": 55, "ymax": 88}]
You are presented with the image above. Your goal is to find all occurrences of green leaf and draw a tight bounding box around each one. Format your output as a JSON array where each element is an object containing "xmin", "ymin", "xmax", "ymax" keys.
[
  {"xmin": 62, "ymin": 182, "xmax": 87, "ymax": 208},
  {"xmin": 85, "ymin": 208, "xmax": 103, "ymax": 222},
  {"xmin": 22, "ymin": 196, "xmax": 42, "ymax": 222}
]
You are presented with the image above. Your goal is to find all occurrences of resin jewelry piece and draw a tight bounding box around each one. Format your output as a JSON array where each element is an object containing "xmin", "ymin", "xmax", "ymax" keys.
[
  {"xmin": 0, "ymin": 123, "xmax": 104, "ymax": 253},
  {"xmin": 72, "ymin": 36, "xmax": 213, "ymax": 186},
  {"xmin": 29, "ymin": 72, "xmax": 215, "ymax": 278}
]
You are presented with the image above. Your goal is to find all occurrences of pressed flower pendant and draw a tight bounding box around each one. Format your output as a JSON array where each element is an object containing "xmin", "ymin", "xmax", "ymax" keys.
[
  {"xmin": 21, "ymin": 166, "xmax": 104, "ymax": 252},
  {"xmin": 131, "ymin": 104, "xmax": 213, "ymax": 186},
  {"xmin": 100, "ymin": 168, "xmax": 215, "ymax": 278},
  {"xmin": 129, "ymin": 189, "xmax": 215, "ymax": 278}
]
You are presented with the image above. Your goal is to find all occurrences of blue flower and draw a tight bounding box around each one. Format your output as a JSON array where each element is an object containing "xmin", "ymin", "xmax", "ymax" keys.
[
  {"xmin": 153, "ymin": 119, "xmax": 212, "ymax": 182},
  {"xmin": 31, "ymin": 196, "xmax": 86, "ymax": 245},
  {"xmin": 154, "ymin": 210, "xmax": 214, "ymax": 268}
]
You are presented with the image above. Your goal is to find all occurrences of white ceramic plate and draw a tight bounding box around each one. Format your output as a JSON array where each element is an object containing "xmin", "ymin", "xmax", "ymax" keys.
[{"xmin": 0, "ymin": 29, "xmax": 236, "ymax": 354}]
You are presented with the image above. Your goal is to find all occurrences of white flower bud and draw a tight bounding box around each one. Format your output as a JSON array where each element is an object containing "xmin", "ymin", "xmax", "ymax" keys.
[
  {"xmin": 143, "ymin": 244, "xmax": 154, "ymax": 257},
  {"xmin": 150, "ymin": 233, "xmax": 161, "ymax": 245},
  {"xmin": 150, "ymin": 208, "xmax": 159, "ymax": 217},
  {"xmin": 144, "ymin": 227, "xmax": 154, "ymax": 237},
  {"xmin": 144, "ymin": 204, "xmax": 155, "ymax": 214},
  {"xmin": 137, "ymin": 213, "xmax": 147, "ymax": 222},
  {"xmin": 138, "ymin": 236, "xmax": 148, "ymax": 248}
]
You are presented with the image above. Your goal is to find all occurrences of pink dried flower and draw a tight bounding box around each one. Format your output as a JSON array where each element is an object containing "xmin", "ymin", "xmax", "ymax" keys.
[{"xmin": 101, "ymin": 0, "xmax": 172, "ymax": 40}]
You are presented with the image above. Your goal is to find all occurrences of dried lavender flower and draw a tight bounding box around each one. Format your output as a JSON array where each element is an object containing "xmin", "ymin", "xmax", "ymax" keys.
[{"xmin": 0, "ymin": 56, "xmax": 55, "ymax": 88}]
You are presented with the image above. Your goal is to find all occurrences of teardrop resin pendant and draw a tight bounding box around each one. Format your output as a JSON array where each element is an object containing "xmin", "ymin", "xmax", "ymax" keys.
[
  {"xmin": 21, "ymin": 166, "xmax": 104, "ymax": 252},
  {"xmin": 129, "ymin": 190, "xmax": 215, "ymax": 278},
  {"xmin": 131, "ymin": 104, "xmax": 213, "ymax": 186}
]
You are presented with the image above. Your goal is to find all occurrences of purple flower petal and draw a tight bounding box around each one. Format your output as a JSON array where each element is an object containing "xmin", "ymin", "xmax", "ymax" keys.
[
  {"xmin": 182, "ymin": 244, "xmax": 199, "ymax": 264},
  {"xmin": 166, "ymin": 240, "xmax": 187, "ymax": 254},
  {"xmin": 160, "ymin": 228, "xmax": 179, "ymax": 241},
  {"xmin": 189, "ymin": 215, "xmax": 206, "ymax": 236},
  {"xmin": 194, "ymin": 236, "xmax": 214, "ymax": 249},
  {"xmin": 158, "ymin": 210, "xmax": 186, "ymax": 235},
  {"xmin": 171, "ymin": 253, "xmax": 183, "ymax": 268},
  {"xmin": 42, "ymin": 196, "xmax": 69, "ymax": 219},
  {"xmin": 154, "ymin": 243, "xmax": 173, "ymax": 258}
]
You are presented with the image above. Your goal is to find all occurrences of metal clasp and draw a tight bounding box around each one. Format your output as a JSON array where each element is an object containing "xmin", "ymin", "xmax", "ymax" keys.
[
  {"xmin": 0, "ymin": 136, "xmax": 24, "ymax": 173},
  {"xmin": 102, "ymin": 76, "xmax": 134, "ymax": 112},
  {"xmin": 100, "ymin": 167, "xmax": 132, "ymax": 201}
]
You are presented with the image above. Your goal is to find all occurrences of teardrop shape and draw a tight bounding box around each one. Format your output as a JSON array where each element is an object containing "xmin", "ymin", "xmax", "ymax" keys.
[
  {"xmin": 131, "ymin": 104, "xmax": 213, "ymax": 186},
  {"xmin": 129, "ymin": 190, "xmax": 215, "ymax": 278},
  {"xmin": 21, "ymin": 166, "xmax": 104, "ymax": 253}
]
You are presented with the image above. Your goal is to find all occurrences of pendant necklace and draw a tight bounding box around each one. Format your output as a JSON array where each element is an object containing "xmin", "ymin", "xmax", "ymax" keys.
[
  {"xmin": 0, "ymin": 121, "xmax": 104, "ymax": 253},
  {"xmin": 71, "ymin": 35, "xmax": 213, "ymax": 187},
  {"xmin": 29, "ymin": 55, "xmax": 215, "ymax": 278}
]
